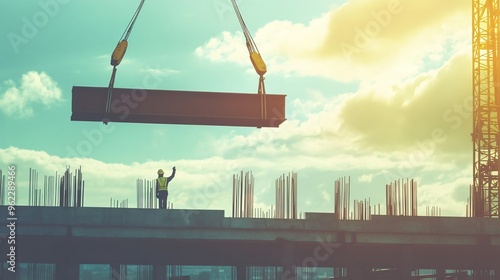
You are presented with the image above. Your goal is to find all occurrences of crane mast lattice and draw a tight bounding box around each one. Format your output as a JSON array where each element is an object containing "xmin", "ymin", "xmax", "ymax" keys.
[{"xmin": 473, "ymin": 0, "xmax": 500, "ymax": 217}]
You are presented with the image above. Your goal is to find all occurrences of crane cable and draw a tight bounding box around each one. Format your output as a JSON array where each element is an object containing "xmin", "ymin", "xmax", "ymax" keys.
[
  {"xmin": 120, "ymin": 0, "xmax": 145, "ymax": 42},
  {"xmin": 105, "ymin": 0, "xmax": 145, "ymax": 123},
  {"xmin": 231, "ymin": 0, "xmax": 268, "ymax": 120},
  {"xmin": 232, "ymin": 0, "xmax": 259, "ymax": 55}
]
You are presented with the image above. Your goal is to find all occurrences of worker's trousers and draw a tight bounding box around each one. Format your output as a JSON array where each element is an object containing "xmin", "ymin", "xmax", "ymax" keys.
[{"xmin": 158, "ymin": 190, "xmax": 168, "ymax": 209}]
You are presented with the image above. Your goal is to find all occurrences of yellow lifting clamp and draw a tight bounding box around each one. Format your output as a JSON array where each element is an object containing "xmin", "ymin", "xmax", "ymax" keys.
[
  {"xmin": 111, "ymin": 39, "xmax": 128, "ymax": 67},
  {"xmin": 104, "ymin": 0, "xmax": 145, "ymax": 124},
  {"xmin": 250, "ymin": 51, "xmax": 267, "ymax": 77},
  {"xmin": 231, "ymin": 0, "xmax": 268, "ymax": 121}
]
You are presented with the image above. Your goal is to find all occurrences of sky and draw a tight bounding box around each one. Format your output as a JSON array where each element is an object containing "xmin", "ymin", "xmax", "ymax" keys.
[{"xmin": 0, "ymin": 0, "xmax": 472, "ymax": 217}]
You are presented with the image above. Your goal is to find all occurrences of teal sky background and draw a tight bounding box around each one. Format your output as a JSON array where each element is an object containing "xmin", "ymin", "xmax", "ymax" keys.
[
  {"xmin": 1, "ymin": 0, "xmax": 473, "ymax": 217},
  {"xmin": 1, "ymin": 0, "xmax": 345, "ymax": 162}
]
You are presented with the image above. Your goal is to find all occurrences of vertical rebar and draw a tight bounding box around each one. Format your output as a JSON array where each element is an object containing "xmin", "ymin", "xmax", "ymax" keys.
[
  {"xmin": 232, "ymin": 171, "xmax": 255, "ymax": 218},
  {"xmin": 274, "ymin": 172, "xmax": 298, "ymax": 219},
  {"xmin": 0, "ymin": 170, "xmax": 4, "ymax": 205},
  {"xmin": 29, "ymin": 168, "xmax": 32, "ymax": 206},
  {"xmin": 232, "ymin": 175, "xmax": 236, "ymax": 217},
  {"xmin": 244, "ymin": 171, "xmax": 248, "ymax": 217},
  {"xmin": 240, "ymin": 170, "xmax": 244, "ymax": 217},
  {"xmin": 386, "ymin": 178, "xmax": 418, "ymax": 216},
  {"xmin": 293, "ymin": 172, "xmax": 297, "ymax": 219}
]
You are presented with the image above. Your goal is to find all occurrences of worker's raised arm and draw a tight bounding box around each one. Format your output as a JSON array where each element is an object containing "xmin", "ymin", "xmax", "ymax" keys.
[{"xmin": 167, "ymin": 166, "xmax": 176, "ymax": 182}]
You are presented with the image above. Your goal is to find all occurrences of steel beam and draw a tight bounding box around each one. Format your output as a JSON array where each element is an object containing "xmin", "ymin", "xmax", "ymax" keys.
[{"xmin": 71, "ymin": 86, "xmax": 286, "ymax": 127}]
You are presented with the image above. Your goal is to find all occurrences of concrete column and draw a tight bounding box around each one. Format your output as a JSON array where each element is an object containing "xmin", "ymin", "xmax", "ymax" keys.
[
  {"xmin": 436, "ymin": 268, "xmax": 446, "ymax": 280},
  {"xmin": 395, "ymin": 267, "xmax": 412, "ymax": 280},
  {"xmin": 346, "ymin": 267, "xmax": 372, "ymax": 280},
  {"xmin": 281, "ymin": 265, "xmax": 296, "ymax": 280},
  {"xmin": 55, "ymin": 263, "xmax": 79, "ymax": 280},
  {"xmin": 1, "ymin": 267, "xmax": 17, "ymax": 280},
  {"xmin": 170, "ymin": 265, "xmax": 177, "ymax": 277},
  {"xmin": 396, "ymin": 246, "xmax": 413, "ymax": 280},
  {"xmin": 110, "ymin": 263, "xmax": 122, "ymax": 280},
  {"xmin": 153, "ymin": 265, "xmax": 166, "ymax": 280},
  {"xmin": 333, "ymin": 267, "xmax": 344, "ymax": 278},
  {"xmin": 281, "ymin": 242, "xmax": 296, "ymax": 280},
  {"xmin": 236, "ymin": 265, "xmax": 247, "ymax": 280}
]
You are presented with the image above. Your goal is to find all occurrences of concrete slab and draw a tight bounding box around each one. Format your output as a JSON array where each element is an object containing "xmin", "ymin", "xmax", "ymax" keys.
[{"xmin": 2, "ymin": 206, "xmax": 500, "ymax": 269}]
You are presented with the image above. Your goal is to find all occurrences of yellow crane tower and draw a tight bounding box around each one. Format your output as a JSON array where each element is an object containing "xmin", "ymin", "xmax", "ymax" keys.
[
  {"xmin": 472, "ymin": 0, "xmax": 500, "ymax": 218},
  {"xmin": 231, "ymin": 0, "xmax": 268, "ymax": 120}
]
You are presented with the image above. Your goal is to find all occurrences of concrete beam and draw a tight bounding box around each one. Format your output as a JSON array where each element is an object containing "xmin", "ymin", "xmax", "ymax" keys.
[
  {"xmin": 2, "ymin": 207, "xmax": 500, "ymax": 270},
  {"xmin": 71, "ymin": 86, "xmax": 286, "ymax": 127}
]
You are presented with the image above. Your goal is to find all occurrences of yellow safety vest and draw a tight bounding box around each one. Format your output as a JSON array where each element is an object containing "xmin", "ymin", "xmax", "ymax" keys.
[{"xmin": 157, "ymin": 177, "xmax": 168, "ymax": 191}]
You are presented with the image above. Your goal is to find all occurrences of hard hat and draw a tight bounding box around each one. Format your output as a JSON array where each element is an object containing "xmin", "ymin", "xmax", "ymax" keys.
[{"xmin": 157, "ymin": 169, "xmax": 164, "ymax": 175}]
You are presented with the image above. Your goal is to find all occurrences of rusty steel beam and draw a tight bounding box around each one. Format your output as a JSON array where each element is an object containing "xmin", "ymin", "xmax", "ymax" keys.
[{"xmin": 71, "ymin": 86, "xmax": 286, "ymax": 127}]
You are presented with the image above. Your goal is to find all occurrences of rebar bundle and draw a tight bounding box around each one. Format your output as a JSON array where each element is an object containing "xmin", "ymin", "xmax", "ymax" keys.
[
  {"xmin": 29, "ymin": 168, "xmax": 40, "ymax": 206},
  {"xmin": 28, "ymin": 166, "xmax": 84, "ymax": 207},
  {"xmin": 275, "ymin": 172, "xmax": 297, "ymax": 219},
  {"xmin": 352, "ymin": 199, "xmax": 372, "ymax": 220},
  {"xmin": 232, "ymin": 171, "xmax": 254, "ymax": 218},
  {"xmin": 0, "ymin": 169, "xmax": 4, "ymax": 205},
  {"xmin": 110, "ymin": 198, "xmax": 129, "ymax": 208},
  {"xmin": 467, "ymin": 183, "xmax": 484, "ymax": 217},
  {"xmin": 386, "ymin": 178, "xmax": 417, "ymax": 216},
  {"xmin": 136, "ymin": 178, "xmax": 158, "ymax": 209},
  {"xmin": 253, "ymin": 206, "xmax": 274, "ymax": 218},
  {"xmin": 426, "ymin": 206, "xmax": 441, "ymax": 217},
  {"xmin": 43, "ymin": 174, "xmax": 58, "ymax": 206},
  {"xmin": 334, "ymin": 176, "xmax": 350, "ymax": 220},
  {"xmin": 334, "ymin": 177, "xmax": 380, "ymax": 220},
  {"xmin": 29, "ymin": 169, "xmax": 59, "ymax": 206},
  {"xmin": 58, "ymin": 166, "xmax": 85, "ymax": 207}
]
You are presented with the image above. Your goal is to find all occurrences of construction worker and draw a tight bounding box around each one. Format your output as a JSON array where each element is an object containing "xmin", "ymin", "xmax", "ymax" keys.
[{"xmin": 156, "ymin": 167, "xmax": 176, "ymax": 209}]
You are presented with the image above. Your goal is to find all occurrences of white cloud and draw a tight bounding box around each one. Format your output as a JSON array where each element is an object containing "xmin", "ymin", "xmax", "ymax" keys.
[
  {"xmin": 213, "ymin": 50, "xmax": 472, "ymax": 172},
  {"xmin": 322, "ymin": 190, "xmax": 331, "ymax": 202},
  {"xmin": 198, "ymin": 47, "xmax": 474, "ymax": 216},
  {"xmin": 194, "ymin": 31, "xmax": 248, "ymax": 65},
  {"xmin": 140, "ymin": 67, "xmax": 180, "ymax": 77},
  {"xmin": 359, "ymin": 174, "xmax": 373, "ymax": 183},
  {"xmin": 338, "ymin": 50, "xmax": 472, "ymax": 156},
  {"xmin": 417, "ymin": 174, "xmax": 471, "ymax": 217},
  {"xmin": 195, "ymin": 0, "xmax": 470, "ymax": 83},
  {"xmin": 0, "ymin": 98, "xmax": 472, "ymax": 218},
  {"xmin": 0, "ymin": 71, "xmax": 62, "ymax": 118},
  {"xmin": 0, "ymin": 146, "xmax": 244, "ymax": 211}
]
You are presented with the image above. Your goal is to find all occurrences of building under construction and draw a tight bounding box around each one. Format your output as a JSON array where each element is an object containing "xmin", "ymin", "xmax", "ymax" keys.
[
  {"xmin": 2, "ymin": 0, "xmax": 500, "ymax": 279},
  {"xmin": 0, "ymin": 168, "xmax": 500, "ymax": 280}
]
